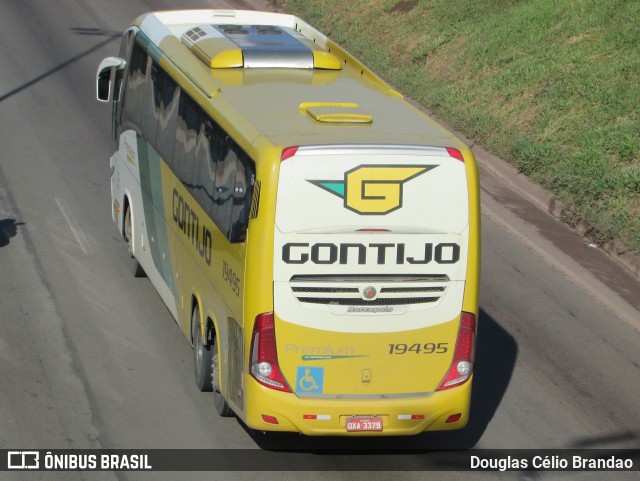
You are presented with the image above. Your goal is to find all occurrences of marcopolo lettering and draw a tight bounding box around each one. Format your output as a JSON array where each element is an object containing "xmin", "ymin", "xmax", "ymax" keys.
[
  {"xmin": 282, "ymin": 242, "xmax": 460, "ymax": 265},
  {"xmin": 172, "ymin": 188, "xmax": 213, "ymax": 266}
]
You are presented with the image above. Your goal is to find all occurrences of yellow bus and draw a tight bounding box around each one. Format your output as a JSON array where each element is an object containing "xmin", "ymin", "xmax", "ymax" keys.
[{"xmin": 96, "ymin": 9, "xmax": 480, "ymax": 435}]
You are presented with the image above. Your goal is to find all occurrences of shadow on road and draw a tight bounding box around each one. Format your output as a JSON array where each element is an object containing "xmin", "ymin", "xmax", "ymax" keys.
[
  {"xmin": 0, "ymin": 28, "xmax": 120, "ymax": 103},
  {"xmin": 241, "ymin": 307, "xmax": 518, "ymax": 454},
  {"xmin": 0, "ymin": 218, "xmax": 23, "ymax": 247}
]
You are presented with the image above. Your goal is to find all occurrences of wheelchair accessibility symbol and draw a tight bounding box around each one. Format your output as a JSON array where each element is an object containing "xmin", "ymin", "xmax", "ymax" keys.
[{"xmin": 296, "ymin": 366, "xmax": 324, "ymax": 394}]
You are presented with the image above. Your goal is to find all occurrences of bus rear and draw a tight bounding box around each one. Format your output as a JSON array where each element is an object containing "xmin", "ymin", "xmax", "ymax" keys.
[{"xmin": 245, "ymin": 144, "xmax": 480, "ymax": 435}]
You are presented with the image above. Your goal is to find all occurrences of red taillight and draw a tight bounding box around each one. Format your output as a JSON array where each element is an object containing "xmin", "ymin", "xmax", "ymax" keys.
[
  {"xmin": 446, "ymin": 147, "xmax": 464, "ymax": 162},
  {"xmin": 281, "ymin": 146, "xmax": 299, "ymax": 161},
  {"xmin": 437, "ymin": 312, "xmax": 476, "ymax": 391},
  {"xmin": 249, "ymin": 312, "xmax": 291, "ymax": 392}
]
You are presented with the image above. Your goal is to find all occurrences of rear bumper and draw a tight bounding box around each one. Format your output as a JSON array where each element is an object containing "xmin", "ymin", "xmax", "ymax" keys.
[{"xmin": 242, "ymin": 375, "xmax": 473, "ymax": 436}]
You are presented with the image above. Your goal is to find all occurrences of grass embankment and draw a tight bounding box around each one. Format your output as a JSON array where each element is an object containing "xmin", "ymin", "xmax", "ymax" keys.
[{"xmin": 277, "ymin": 0, "xmax": 640, "ymax": 252}]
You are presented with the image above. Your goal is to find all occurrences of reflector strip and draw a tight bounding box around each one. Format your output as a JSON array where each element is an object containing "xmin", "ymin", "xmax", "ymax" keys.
[
  {"xmin": 446, "ymin": 413, "xmax": 462, "ymax": 423},
  {"xmin": 303, "ymin": 414, "xmax": 331, "ymax": 420},
  {"xmin": 262, "ymin": 415, "xmax": 279, "ymax": 424}
]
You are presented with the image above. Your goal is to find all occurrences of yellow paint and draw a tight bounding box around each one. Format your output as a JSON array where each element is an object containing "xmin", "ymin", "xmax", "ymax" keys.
[{"xmin": 312, "ymin": 51, "xmax": 342, "ymax": 70}]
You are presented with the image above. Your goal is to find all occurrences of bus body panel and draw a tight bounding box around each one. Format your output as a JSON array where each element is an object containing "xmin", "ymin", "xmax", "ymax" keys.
[
  {"xmin": 100, "ymin": 9, "xmax": 481, "ymax": 435},
  {"xmin": 244, "ymin": 372, "xmax": 473, "ymax": 435},
  {"xmin": 271, "ymin": 147, "xmax": 472, "ymax": 399},
  {"xmin": 112, "ymin": 126, "xmax": 246, "ymax": 412}
]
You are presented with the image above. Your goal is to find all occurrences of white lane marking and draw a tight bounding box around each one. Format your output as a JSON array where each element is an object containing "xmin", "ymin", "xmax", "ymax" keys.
[{"xmin": 55, "ymin": 197, "xmax": 92, "ymax": 255}]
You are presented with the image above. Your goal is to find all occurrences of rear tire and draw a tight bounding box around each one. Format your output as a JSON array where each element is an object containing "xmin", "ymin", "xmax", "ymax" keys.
[
  {"xmin": 123, "ymin": 205, "xmax": 145, "ymax": 278},
  {"xmin": 212, "ymin": 335, "xmax": 234, "ymax": 417},
  {"xmin": 192, "ymin": 308, "xmax": 213, "ymax": 392}
]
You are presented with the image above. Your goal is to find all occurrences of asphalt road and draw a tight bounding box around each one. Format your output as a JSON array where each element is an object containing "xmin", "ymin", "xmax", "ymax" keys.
[{"xmin": 0, "ymin": 0, "xmax": 638, "ymax": 480}]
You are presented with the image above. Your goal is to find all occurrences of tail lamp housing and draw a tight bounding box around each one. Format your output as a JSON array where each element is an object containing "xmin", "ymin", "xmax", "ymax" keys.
[
  {"xmin": 249, "ymin": 312, "xmax": 291, "ymax": 392},
  {"xmin": 437, "ymin": 312, "xmax": 476, "ymax": 391}
]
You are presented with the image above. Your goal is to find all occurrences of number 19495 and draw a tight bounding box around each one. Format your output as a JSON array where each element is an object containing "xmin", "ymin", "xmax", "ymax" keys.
[
  {"xmin": 388, "ymin": 343, "xmax": 448, "ymax": 354},
  {"xmin": 222, "ymin": 260, "xmax": 240, "ymax": 297}
]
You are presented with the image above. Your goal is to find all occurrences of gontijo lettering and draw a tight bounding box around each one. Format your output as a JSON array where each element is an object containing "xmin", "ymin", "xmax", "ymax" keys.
[
  {"xmin": 283, "ymin": 242, "xmax": 460, "ymax": 265},
  {"xmin": 172, "ymin": 188, "xmax": 212, "ymax": 266}
]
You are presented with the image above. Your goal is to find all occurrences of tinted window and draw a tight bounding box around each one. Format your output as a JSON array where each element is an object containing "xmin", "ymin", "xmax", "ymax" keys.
[
  {"xmin": 210, "ymin": 138, "xmax": 255, "ymax": 242},
  {"xmin": 122, "ymin": 40, "xmax": 148, "ymax": 128},
  {"xmin": 191, "ymin": 120, "xmax": 221, "ymax": 218},
  {"xmin": 129, "ymin": 60, "xmax": 256, "ymax": 243},
  {"xmin": 173, "ymin": 93, "xmax": 200, "ymax": 185},
  {"xmin": 229, "ymin": 148, "xmax": 255, "ymax": 243},
  {"xmin": 154, "ymin": 66, "xmax": 179, "ymax": 161},
  {"xmin": 211, "ymin": 139, "xmax": 236, "ymax": 237},
  {"xmin": 140, "ymin": 62, "xmax": 161, "ymax": 144}
]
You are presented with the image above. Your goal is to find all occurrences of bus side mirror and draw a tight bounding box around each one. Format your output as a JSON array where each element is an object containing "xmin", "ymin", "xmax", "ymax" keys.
[{"xmin": 96, "ymin": 57, "xmax": 126, "ymax": 102}]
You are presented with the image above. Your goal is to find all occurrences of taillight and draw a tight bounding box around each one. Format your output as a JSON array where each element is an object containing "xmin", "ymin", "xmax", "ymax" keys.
[
  {"xmin": 281, "ymin": 146, "xmax": 299, "ymax": 161},
  {"xmin": 437, "ymin": 312, "xmax": 476, "ymax": 391},
  {"xmin": 249, "ymin": 312, "xmax": 291, "ymax": 392},
  {"xmin": 446, "ymin": 147, "xmax": 464, "ymax": 162}
]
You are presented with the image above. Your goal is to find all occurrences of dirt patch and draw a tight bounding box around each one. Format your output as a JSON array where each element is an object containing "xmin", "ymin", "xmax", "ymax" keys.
[
  {"xmin": 388, "ymin": 0, "xmax": 418, "ymax": 13},
  {"xmin": 566, "ymin": 33, "xmax": 591, "ymax": 45}
]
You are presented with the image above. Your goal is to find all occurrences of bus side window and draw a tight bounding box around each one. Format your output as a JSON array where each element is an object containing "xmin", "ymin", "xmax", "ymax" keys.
[
  {"xmin": 211, "ymin": 138, "xmax": 236, "ymax": 239},
  {"xmin": 121, "ymin": 39, "xmax": 148, "ymax": 129},
  {"xmin": 173, "ymin": 93, "xmax": 199, "ymax": 186},
  {"xmin": 208, "ymin": 137, "xmax": 255, "ymax": 243},
  {"xmin": 229, "ymin": 150, "xmax": 255, "ymax": 243},
  {"xmin": 155, "ymin": 67, "xmax": 179, "ymax": 163},
  {"xmin": 190, "ymin": 120, "xmax": 218, "ymax": 215},
  {"xmin": 113, "ymin": 30, "xmax": 135, "ymax": 137},
  {"xmin": 141, "ymin": 60, "xmax": 160, "ymax": 144}
]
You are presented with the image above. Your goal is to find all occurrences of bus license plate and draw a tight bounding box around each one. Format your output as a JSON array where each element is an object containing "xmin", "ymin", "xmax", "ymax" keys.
[{"xmin": 346, "ymin": 417, "xmax": 383, "ymax": 432}]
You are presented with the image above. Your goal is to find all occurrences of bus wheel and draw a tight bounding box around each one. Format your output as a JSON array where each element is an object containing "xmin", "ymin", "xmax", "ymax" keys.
[
  {"xmin": 212, "ymin": 335, "xmax": 233, "ymax": 417},
  {"xmin": 192, "ymin": 308, "xmax": 213, "ymax": 392},
  {"xmin": 123, "ymin": 205, "xmax": 145, "ymax": 278}
]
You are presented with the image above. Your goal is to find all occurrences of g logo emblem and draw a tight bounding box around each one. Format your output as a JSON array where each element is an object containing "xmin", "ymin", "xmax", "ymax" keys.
[{"xmin": 310, "ymin": 165, "xmax": 436, "ymax": 215}]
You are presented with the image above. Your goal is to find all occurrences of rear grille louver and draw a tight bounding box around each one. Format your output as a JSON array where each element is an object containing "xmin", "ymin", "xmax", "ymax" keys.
[
  {"xmin": 290, "ymin": 275, "xmax": 449, "ymax": 308},
  {"xmin": 296, "ymin": 297, "xmax": 440, "ymax": 306}
]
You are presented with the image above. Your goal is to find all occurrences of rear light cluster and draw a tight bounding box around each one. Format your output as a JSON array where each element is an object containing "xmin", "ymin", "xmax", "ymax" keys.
[
  {"xmin": 437, "ymin": 312, "xmax": 476, "ymax": 391},
  {"xmin": 250, "ymin": 311, "xmax": 474, "ymax": 394},
  {"xmin": 249, "ymin": 312, "xmax": 291, "ymax": 392}
]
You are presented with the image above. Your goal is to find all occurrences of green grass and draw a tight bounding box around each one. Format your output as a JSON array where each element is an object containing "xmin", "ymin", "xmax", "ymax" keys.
[{"xmin": 277, "ymin": 0, "xmax": 640, "ymax": 251}]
